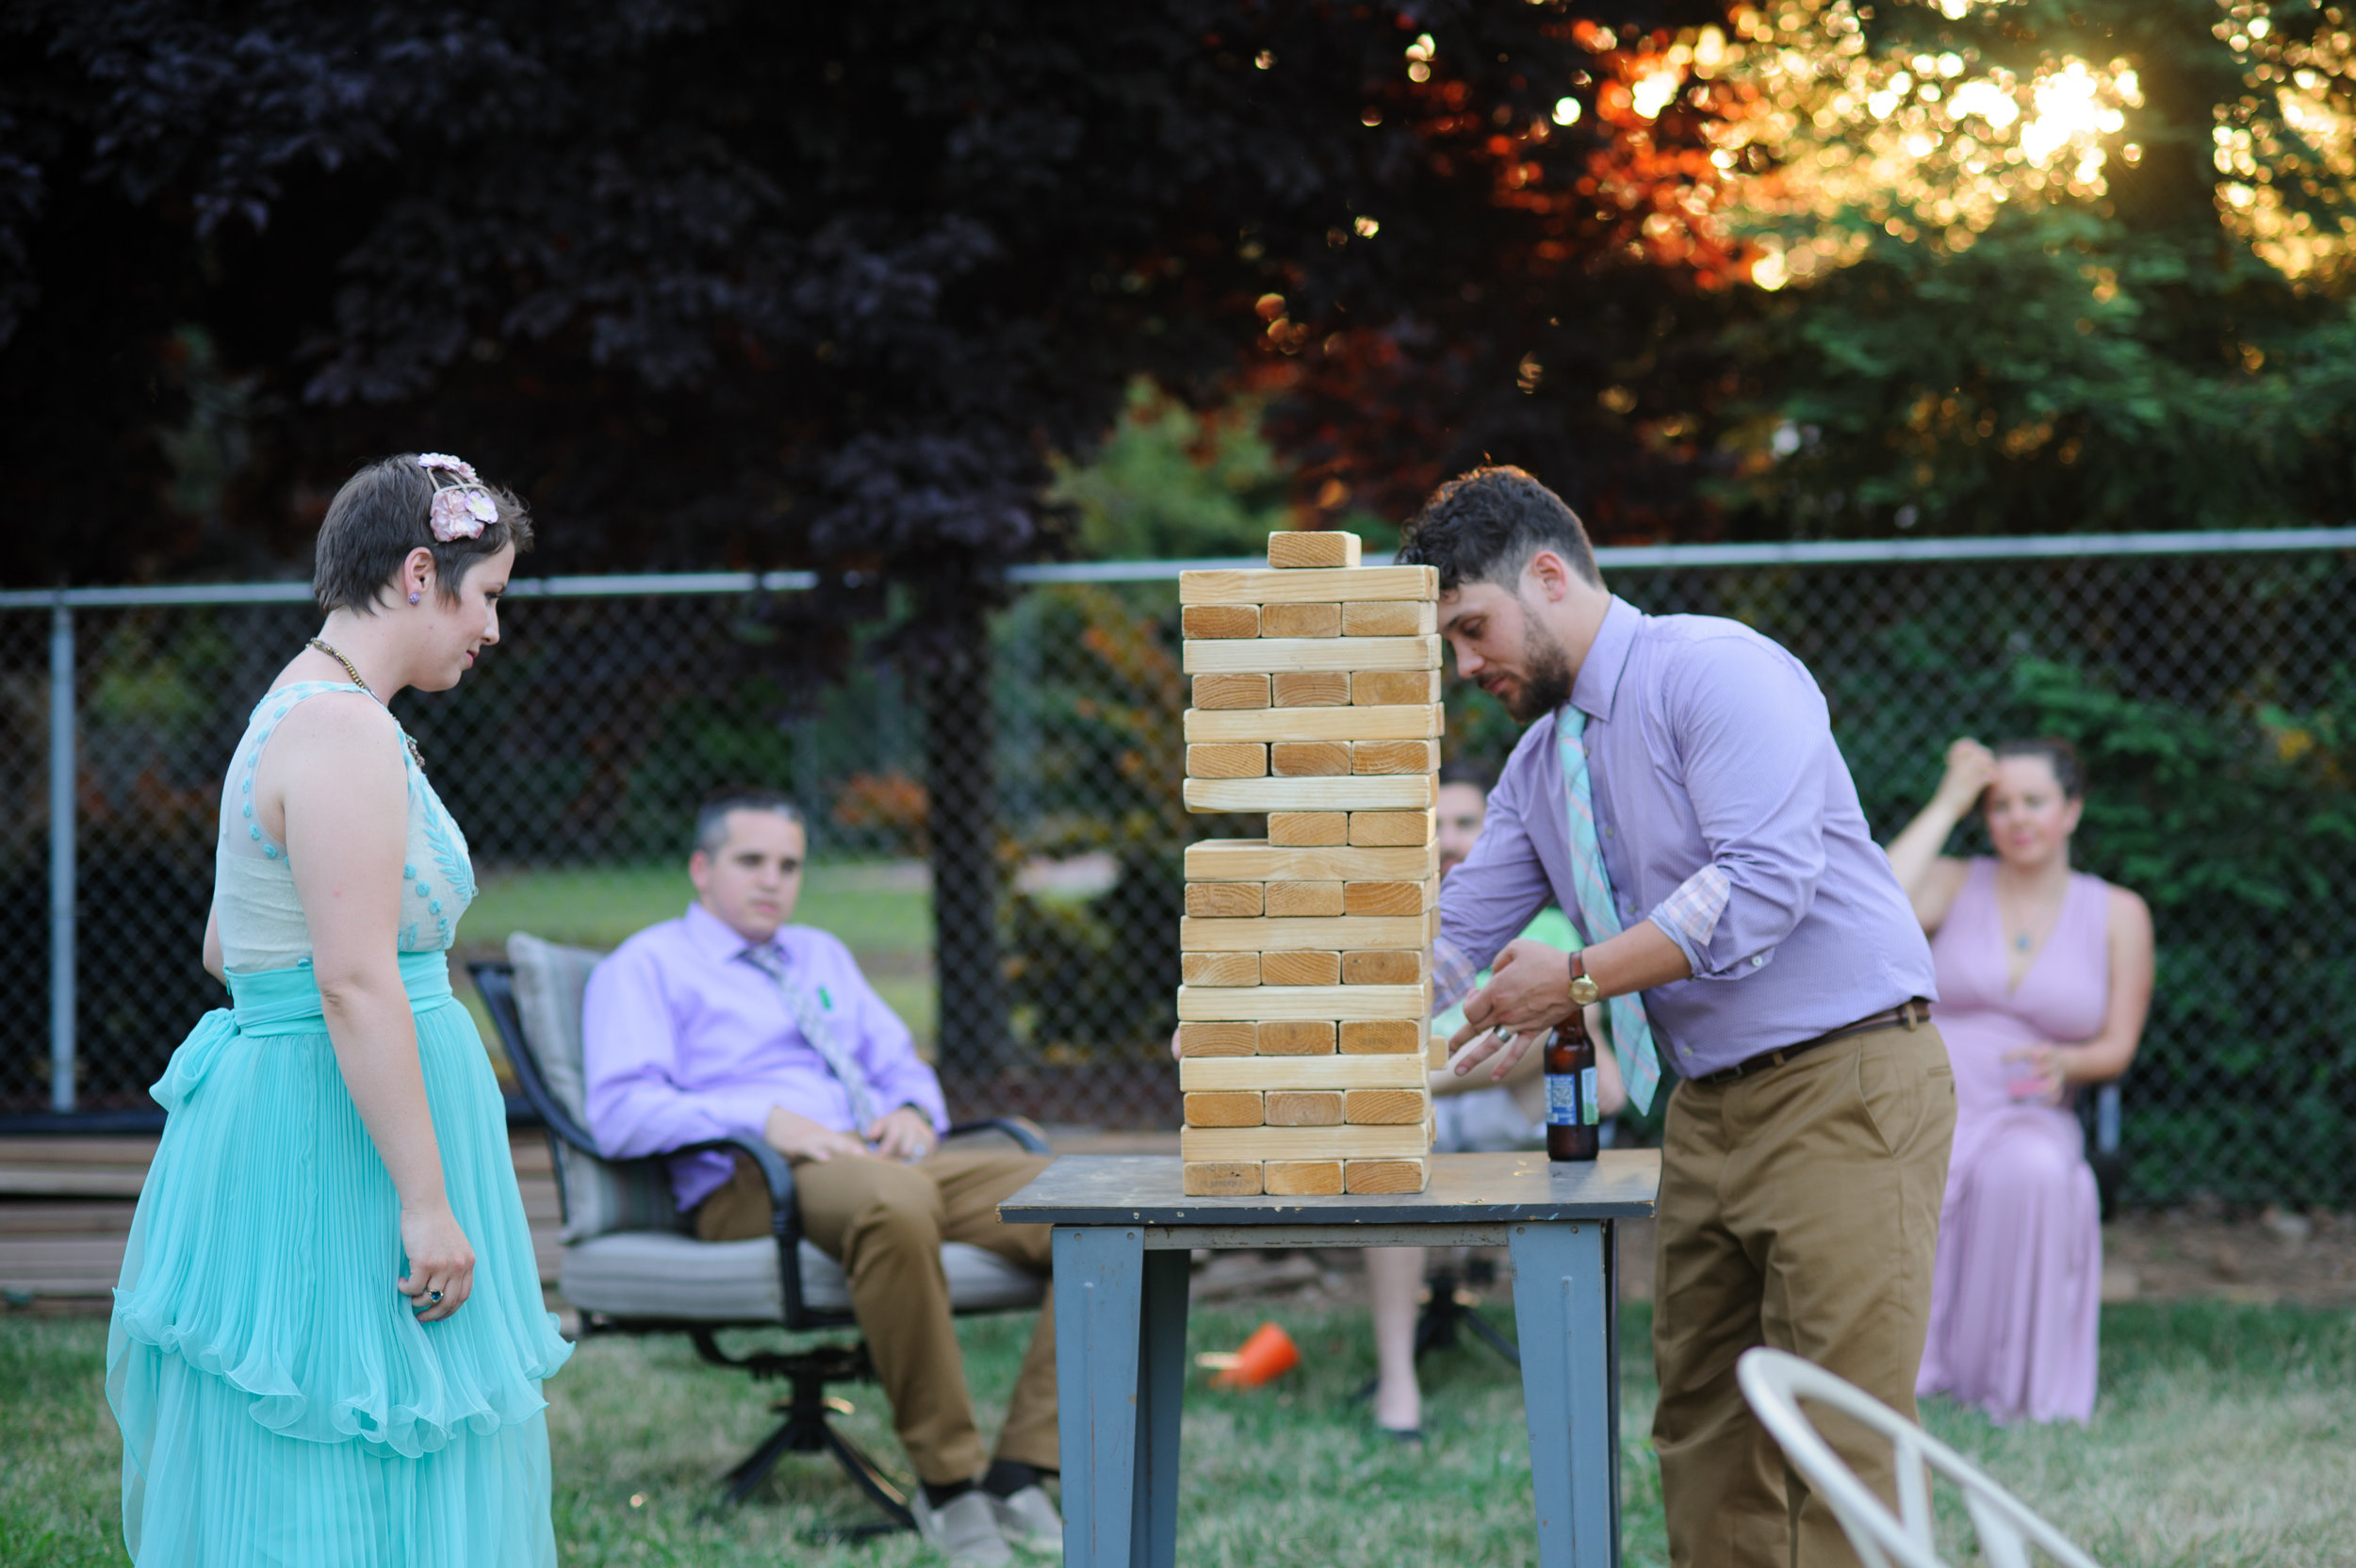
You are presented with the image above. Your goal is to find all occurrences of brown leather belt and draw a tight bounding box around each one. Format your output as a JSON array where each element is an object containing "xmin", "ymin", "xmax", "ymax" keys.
[{"xmin": 1693, "ymin": 998, "xmax": 1932, "ymax": 1087}]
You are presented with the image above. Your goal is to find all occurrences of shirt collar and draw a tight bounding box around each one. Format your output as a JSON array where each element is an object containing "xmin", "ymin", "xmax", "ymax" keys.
[
  {"xmin": 682, "ymin": 899, "xmax": 773, "ymax": 965},
  {"xmin": 1569, "ymin": 596, "xmax": 1642, "ymax": 724}
]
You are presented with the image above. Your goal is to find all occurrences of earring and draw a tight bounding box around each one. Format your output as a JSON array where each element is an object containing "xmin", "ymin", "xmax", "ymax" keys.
[{"xmin": 408, "ymin": 591, "xmax": 422, "ymax": 605}]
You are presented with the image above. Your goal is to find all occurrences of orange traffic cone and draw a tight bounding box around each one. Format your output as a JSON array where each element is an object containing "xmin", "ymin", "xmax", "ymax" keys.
[{"xmin": 1196, "ymin": 1321, "xmax": 1302, "ymax": 1389}]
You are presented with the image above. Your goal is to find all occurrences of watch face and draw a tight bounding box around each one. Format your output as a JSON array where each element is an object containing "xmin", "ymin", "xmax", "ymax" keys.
[{"xmin": 1569, "ymin": 976, "xmax": 1600, "ymax": 1005}]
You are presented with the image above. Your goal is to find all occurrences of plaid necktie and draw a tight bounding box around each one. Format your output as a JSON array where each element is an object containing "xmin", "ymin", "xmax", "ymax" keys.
[
  {"xmin": 1556, "ymin": 706, "xmax": 1663, "ymax": 1114},
  {"xmin": 740, "ymin": 942, "xmax": 882, "ymax": 1130}
]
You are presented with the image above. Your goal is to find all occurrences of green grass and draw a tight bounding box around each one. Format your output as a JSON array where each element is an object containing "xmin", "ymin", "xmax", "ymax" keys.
[
  {"xmin": 8, "ymin": 1300, "xmax": 2356, "ymax": 1567},
  {"xmin": 461, "ymin": 861, "xmax": 939, "ymax": 1047}
]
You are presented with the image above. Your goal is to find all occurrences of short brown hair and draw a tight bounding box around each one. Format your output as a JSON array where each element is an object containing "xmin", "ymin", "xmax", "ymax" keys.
[
  {"xmin": 312, "ymin": 454, "xmax": 533, "ymax": 612},
  {"xmin": 1398, "ymin": 466, "xmax": 1600, "ymax": 593},
  {"xmin": 1995, "ymin": 737, "xmax": 2085, "ymax": 799}
]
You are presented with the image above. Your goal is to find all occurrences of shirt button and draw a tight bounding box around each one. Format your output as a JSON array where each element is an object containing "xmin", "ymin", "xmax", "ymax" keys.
[{"xmin": 1751, "ymin": 956, "xmax": 1765, "ymax": 968}]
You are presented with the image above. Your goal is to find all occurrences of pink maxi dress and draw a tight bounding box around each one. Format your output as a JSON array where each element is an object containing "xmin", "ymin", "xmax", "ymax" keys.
[{"xmin": 1915, "ymin": 858, "xmax": 2110, "ymax": 1425}]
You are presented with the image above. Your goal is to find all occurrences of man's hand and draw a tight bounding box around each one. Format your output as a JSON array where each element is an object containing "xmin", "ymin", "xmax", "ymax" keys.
[
  {"xmin": 865, "ymin": 1105, "xmax": 936, "ymax": 1163},
  {"xmin": 1443, "ymin": 1027, "xmax": 1550, "ymax": 1085},
  {"xmin": 763, "ymin": 1104, "xmax": 873, "ymax": 1166},
  {"xmin": 1448, "ymin": 939, "xmax": 1575, "ymax": 1060}
]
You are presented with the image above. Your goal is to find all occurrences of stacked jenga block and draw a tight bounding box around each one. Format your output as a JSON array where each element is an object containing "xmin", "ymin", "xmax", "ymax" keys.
[{"xmin": 1175, "ymin": 531, "xmax": 1443, "ymax": 1198}]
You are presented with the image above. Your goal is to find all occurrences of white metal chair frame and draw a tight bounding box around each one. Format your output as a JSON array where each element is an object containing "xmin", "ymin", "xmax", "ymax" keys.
[{"xmin": 1735, "ymin": 1348, "xmax": 2104, "ymax": 1568}]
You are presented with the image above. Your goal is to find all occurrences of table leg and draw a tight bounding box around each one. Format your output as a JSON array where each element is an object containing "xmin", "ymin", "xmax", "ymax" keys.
[
  {"xmin": 1053, "ymin": 1228, "xmax": 1189, "ymax": 1568},
  {"xmin": 1510, "ymin": 1219, "xmax": 1617, "ymax": 1568},
  {"xmin": 1133, "ymin": 1248, "xmax": 1189, "ymax": 1568}
]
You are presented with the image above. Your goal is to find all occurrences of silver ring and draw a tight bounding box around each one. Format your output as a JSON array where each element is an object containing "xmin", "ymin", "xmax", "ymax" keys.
[{"xmin": 427, "ymin": 1289, "xmax": 443, "ymax": 1304}]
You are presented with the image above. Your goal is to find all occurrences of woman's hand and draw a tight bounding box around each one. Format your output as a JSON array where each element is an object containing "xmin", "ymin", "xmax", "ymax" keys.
[
  {"xmin": 2002, "ymin": 1042, "xmax": 2070, "ymax": 1105},
  {"xmin": 399, "ymin": 1201, "xmax": 475, "ymax": 1322},
  {"xmin": 1934, "ymin": 738, "xmax": 1999, "ymax": 814}
]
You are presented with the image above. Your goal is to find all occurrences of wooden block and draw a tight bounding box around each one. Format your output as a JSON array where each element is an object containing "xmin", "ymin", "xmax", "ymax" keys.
[
  {"xmin": 1181, "ymin": 1123, "xmax": 1432, "ymax": 1161},
  {"xmin": 1263, "ymin": 880, "xmax": 1343, "ymax": 918},
  {"xmin": 1186, "ymin": 840, "xmax": 1440, "ymax": 883},
  {"xmin": 1341, "ymin": 1019, "xmax": 1427, "ymax": 1054},
  {"xmin": 1353, "ymin": 670, "xmax": 1442, "ymax": 706},
  {"xmin": 1178, "ymin": 983, "xmax": 1431, "ymax": 1022},
  {"xmin": 1186, "ymin": 776, "xmax": 1434, "ymax": 814},
  {"xmin": 1185, "ymin": 1161, "xmax": 1264, "ymax": 1196},
  {"xmin": 1186, "ymin": 743, "xmax": 1267, "ymax": 779},
  {"xmin": 1353, "ymin": 739, "xmax": 1440, "ymax": 776},
  {"xmin": 1183, "ymin": 604, "xmax": 1261, "ymax": 639},
  {"xmin": 1182, "ymin": 951, "xmax": 1261, "ymax": 986},
  {"xmin": 1181, "ymin": 564, "xmax": 1435, "ymax": 604},
  {"xmin": 1350, "ymin": 809, "xmax": 1435, "ymax": 846},
  {"xmin": 1345, "ymin": 1088, "xmax": 1430, "ymax": 1124},
  {"xmin": 1184, "ymin": 635, "xmax": 1442, "ymax": 676},
  {"xmin": 1268, "ymin": 531, "xmax": 1361, "ymax": 569},
  {"xmin": 1177, "ymin": 1021, "xmax": 1256, "ymax": 1057},
  {"xmin": 1192, "ymin": 673, "xmax": 1268, "ymax": 710},
  {"xmin": 1259, "ymin": 601, "xmax": 1340, "ymax": 638},
  {"xmin": 1178, "ymin": 914, "xmax": 1429, "ymax": 952},
  {"xmin": 1257, "ymin": 1020, "xmax": 1336, "ymax": 1055},
  {"xmin": 1185, "ymin": 1090, "xmax": 1264, "ymax": 1128},
  {"xmin": 1259, "ymin": 950, "xmax": 1340, "ymax": 986},
  {"xmin": 1272, "ymin": 671, "xmax": 1350, "ymax": 707},
  {"xmin": 1268, "ymin": 811, "xmax": 1347, "ymax": 846},
  {"xmin": 1263, "ymin": 1160, "xmax": 1346, "ymax": 1196},
  {"xmin": 1345, "ymin": 1158, "xmax": 1430, "ymax": 1195},
  {"xmin": 1271, "ymin": 741, "xmax": 1351, "ymax": 776},
  {"xmin": 1185, "ymin": 704, "xmax": 1443, "ymax": 743},
  {"xmin": 1267, "ymin": 1090, "xmax": 1346, "ymax": 1126},
  {"xmin": 1184, "ymin": 882, "xmax": 1263, "ymax": 918},
  {"xmin": 1343, "ymin": 949, "xmax": 1427, "ymax": 984},
  {"xmin": 1343, "ymin": 600, "xmax": 1437, "ymax": 636},
  {"xmin": 1343, "ymin": 880, "xmax": 1430, "ymax": 917},
  {"xmin": 1181, "ymin": 1054, "xmax": 1425, "ymax": 1091}
]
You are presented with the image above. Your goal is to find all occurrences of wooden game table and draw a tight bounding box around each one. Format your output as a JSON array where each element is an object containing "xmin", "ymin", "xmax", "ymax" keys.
[{"xmin": 999, "ymin": 1149, "xmax": 1661, "ymax": 1568}]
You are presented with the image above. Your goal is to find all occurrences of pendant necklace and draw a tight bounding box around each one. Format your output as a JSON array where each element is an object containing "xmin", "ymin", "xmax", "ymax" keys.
[{"xmin": 306, "ymin": 638, "xmax": 425, "ymax": 772}]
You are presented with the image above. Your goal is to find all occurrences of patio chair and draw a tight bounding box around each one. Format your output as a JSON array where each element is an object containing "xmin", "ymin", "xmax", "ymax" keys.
[
  {"xmin": 1735, "ymin": 1347, "xmax": 2105, "ymax": 1568},
  {"xmin": 471, "ymin": 934, "xmax": 1051, "ymax": 1535}
]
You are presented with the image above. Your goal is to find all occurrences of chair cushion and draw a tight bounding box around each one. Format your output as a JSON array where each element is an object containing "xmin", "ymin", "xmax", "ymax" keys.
[
  {"xmin": 507, "ymin": 932, "xmax": 682, "ymax": 1244},
  {"xmin": 560, "ymin": 1233, "xmax": 1046, "ymax": 1322}
]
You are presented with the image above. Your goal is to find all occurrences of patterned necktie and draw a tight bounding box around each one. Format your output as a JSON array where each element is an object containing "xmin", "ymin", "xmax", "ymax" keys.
[
  {"xmin": 740, "ymin": 943, "xmax": 882, "ymax": 1130},
  {"xmin": 1556, "ymin": 706, "xmax": 1663, "ymax": 1114}
]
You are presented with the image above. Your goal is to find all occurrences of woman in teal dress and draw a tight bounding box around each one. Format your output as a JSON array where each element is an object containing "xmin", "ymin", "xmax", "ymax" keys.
[{"xmin": 108, "ymin": 453, "xmax": 572, "ymax": 1565}]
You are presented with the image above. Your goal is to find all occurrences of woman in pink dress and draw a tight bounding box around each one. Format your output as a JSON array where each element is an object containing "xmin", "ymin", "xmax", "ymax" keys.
[{"xmin": 1885, "ymin": 737, "xmax": 2153, "ymax": 1424}]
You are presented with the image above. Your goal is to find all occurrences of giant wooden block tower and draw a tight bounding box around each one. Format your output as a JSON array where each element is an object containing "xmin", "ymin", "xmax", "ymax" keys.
[{"xmin": 1175, "ymin": 531, "xmax": 1443, "ymax": 1197}]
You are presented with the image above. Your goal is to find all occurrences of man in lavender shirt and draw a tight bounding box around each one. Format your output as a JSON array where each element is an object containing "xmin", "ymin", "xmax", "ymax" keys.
[
  {"xmin": 582, "ymin": 790, "xmax": 1056, "ymax": 1567},
  {"xmin": 1415, "ymin": 470, "xmax": 1954, "ymax": 1568}
]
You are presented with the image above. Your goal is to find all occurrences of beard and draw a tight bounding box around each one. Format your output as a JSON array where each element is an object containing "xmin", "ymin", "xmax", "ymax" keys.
[{"xmin": 1500, "ymin": 615, "xmax": 1576, "ymax": 722}]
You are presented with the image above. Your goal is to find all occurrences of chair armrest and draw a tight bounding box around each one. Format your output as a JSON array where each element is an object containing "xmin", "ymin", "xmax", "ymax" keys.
[
  {"xmin": 669, "ymin": 1135, "xmax": 813, "ymax": 1328},
  {"xmin": 945, "ymin": 1116, "xmax": 1051, "ymax": 1155}
]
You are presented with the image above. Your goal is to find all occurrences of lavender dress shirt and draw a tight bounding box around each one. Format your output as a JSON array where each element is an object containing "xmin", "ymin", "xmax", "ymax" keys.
[
  {"xmin": 1435, "ymin": 596, "xmax": 1937, "ymax": 1079},
  {"xmin": 582, "ymin": 901, "xmax": 949, "ymax": 1209}
]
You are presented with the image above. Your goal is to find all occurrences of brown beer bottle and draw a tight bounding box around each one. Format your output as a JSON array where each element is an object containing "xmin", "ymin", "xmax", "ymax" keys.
[{"xmin": 1545, "ymin": 1012, "xmax": 1600, "ymax": 1162}]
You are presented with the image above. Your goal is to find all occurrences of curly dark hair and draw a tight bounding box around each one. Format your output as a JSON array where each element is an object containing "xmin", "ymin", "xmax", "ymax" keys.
[{"xmin": 1396, "ymin": 466, "xmax": 1599, "ymax": 593}]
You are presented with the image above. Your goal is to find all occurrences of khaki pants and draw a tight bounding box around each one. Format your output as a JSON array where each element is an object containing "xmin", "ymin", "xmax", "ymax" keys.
[
  {"xmin": 1652, "ymin": 1021, "xmax": 1955, "ymax": 1568},
  {"xmin": 697, "ymin": 1148, "xmax": 1059, "ymax": 1485}
]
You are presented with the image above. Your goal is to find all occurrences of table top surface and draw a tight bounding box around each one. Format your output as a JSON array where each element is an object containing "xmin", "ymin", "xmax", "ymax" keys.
[{"xmin": 999, "ymin": 1149, "xmax": 1660, "ymax": 1227}]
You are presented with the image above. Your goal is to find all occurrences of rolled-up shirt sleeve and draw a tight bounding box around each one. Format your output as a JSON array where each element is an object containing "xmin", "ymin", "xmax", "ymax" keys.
[
  {"xmin": 582, "ymin": 942, "xmax": 744, "ymax": 1158},
  {"xmin": 1649, "ymin": 636, "xmax": 1831, "ymax": 980},
  {"xmin": 824, "ymin": 935, "xmax": 949, "ymax": 1134},
  {"xmin": 1433, "ymin": 727, "xmax": 1558, "ymax": 1014}
]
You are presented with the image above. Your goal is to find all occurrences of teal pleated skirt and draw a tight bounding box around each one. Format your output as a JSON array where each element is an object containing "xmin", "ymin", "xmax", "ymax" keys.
[{"xmin": 108, "ymin": 953, "xmax": 574, "ymax": 1566}]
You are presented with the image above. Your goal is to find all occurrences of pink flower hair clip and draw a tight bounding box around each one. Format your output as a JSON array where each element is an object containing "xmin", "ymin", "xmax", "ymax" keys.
[{"xmin": 417, "ymin": 452, "xmax": 499, "ymax": 542}]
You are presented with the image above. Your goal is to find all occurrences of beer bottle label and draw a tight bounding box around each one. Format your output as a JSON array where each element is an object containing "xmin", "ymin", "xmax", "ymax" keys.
[{"xmin": 1546, "ymin": 1070, "xmax": 1602, "ymax": 1127}]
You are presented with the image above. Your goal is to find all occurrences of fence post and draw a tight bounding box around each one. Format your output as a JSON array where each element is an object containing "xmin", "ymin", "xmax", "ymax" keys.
[{"xmin": 48, "ymin": 600, "xmax": 75, "ymax": 1113}]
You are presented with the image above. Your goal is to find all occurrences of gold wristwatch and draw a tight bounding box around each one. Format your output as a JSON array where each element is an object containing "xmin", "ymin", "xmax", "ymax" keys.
[{"xmin": 1567, "ymin": 951, "xmax": 1601, "ymax": 1007}]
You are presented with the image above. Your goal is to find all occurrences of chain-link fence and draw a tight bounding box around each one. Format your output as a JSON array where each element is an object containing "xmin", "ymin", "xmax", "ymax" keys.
[{"xmin": 5, "ymin": 534, "xmax": 2353, "ymax": 1205}]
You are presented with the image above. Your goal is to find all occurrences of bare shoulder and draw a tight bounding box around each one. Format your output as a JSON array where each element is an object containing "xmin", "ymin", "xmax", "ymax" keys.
[
  {"xmin": 1913, "ymin": 855, "xmax": 1973, "ymax": 931},
  {"xmin": 2104, "ymin": 882, "xmax": 2153, "ymax": 937},
  {"xmin": 264, "ymin": 690, "xmax": 406, "ymax": 786}
]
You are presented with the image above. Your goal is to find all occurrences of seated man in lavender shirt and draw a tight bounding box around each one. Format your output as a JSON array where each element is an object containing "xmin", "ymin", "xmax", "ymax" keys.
[{"xmin": 582, "ymin": 788, "xmax": 1055, "ymax": 1568}]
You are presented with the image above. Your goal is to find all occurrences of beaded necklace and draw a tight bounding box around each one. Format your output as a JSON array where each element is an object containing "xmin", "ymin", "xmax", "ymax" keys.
[{"xmin": 306, "ymin": 637, "xmax": 425, "ymax": 772}]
